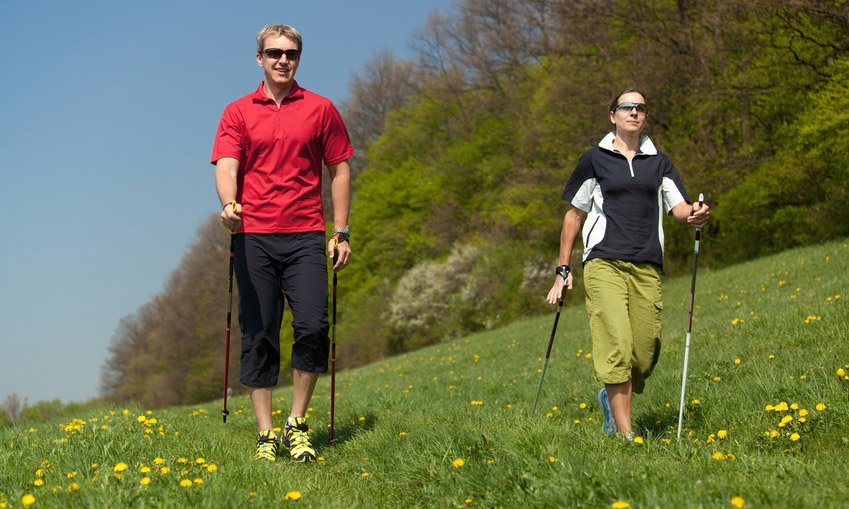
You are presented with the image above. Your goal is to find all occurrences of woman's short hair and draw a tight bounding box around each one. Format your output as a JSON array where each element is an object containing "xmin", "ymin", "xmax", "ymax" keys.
[{"xmin": 609, "ymin": 88, "xmax": 647, "ymax": 112}]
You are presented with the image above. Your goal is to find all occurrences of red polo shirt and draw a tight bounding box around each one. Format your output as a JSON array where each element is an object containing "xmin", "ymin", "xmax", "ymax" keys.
[{"xmin": 211, "ymin": 82, "xmax": 355, "ymax": 233}]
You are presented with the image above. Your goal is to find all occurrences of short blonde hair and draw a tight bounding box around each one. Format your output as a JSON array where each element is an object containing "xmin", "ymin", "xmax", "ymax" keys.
[{"xmin": 256, "ymin": 24, "xmax": 302, "ymax": 54}]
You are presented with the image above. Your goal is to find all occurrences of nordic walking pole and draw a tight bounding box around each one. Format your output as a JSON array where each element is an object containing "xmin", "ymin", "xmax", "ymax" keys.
[
  {"xmin": 329, "ymin": 239, "xmax": 338, "ymax": 443},
  {"xmin": 531, "ymin": 267, "xmax": 569, "ymax": 417},
  {"xmin": 677, "ymin": 193, "xmax": 705, "ymax": 440},
  {"xmin": 222, "ymin": 201, "xmax": 236, "ymax": 423}
]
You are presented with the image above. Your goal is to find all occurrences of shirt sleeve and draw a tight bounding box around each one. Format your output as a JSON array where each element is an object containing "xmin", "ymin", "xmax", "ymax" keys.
[
  {"xmin": 562, "ymin": 151, "xmax": 597, "ymax": 213},
  {"xmin": 660, "ymin": 154, "xmax": 690, "ymax": 212},
  {"xmin": 210, "ymin": 104, "xmax": 244, "ymax": 165},
  {"xmin": 320, "ymin": 102, "xmax": 356, "ymax": 166}
]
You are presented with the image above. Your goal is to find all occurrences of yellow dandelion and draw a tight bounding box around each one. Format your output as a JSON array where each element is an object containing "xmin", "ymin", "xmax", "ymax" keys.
[
  {"xmin": 195, "ymin": 457, "xmax": 205, "ymax": 465},
  {"xmin": 137, "ymin": 415, "xmax": 146, "ymax": 423},
  {"xmin": 361, "ymin": 472, "xmax": 369, "ymax": 477},
  {"xmin": 113, "ymin": 462, "xmax": 128, "ymax": 473},
  {"xmin": 206, "ymin": 464, "xmax": 218, "ymax": 473},
  {"xmin": 585, "ymin": 353, "xmax": 592, "ymax": 359},
  {"xmin": 548, "ymin": 455, "xmax": 556, "ymax": 463},
  {"xmin": 798, "ymin": 409, "xmax": 808, "ymax": 417},
  {"xmin": 790, "ymin": 433, "xmax": 800, "ymax": 442},
  {"xmin": 465, "ymin": 498, "xmax": 473, "ymax": 504},
  {"xmin": 692, "ymin": 399, "xmax": 700, "ymax": 405},
  {"xmin": 33, "ymin": 479, "xmax": 45, "ymax": 487},
  {"xmin": 140, "ymin": 477, "xmax": 151, "ymax": 485},
  {"xmin": 452, "ymin": 458, "xmax": 465, "ymax": 468},
  {"xmin": 551, "ymin": 406, "xmax": 558, "ymax": 411},
  {"xmin": 734, "ymin": 357, "xmax": 742, "ymax": 365},
  {"xmin": 179, "ymin": 479, "xmax": 193, "ymax": 488},
  {"xmin": 399, "ymin": 431, "xmax": 407, "ymax": 437},
  {"xmin": 816, "ymin": 403, "xmax": 826, "ymax": 411},
  {"xmin": 284, "ymin": 490, "xmax": 302, "ymax": 501},
  {"xmin": 358, "ymin": 416, "xmax": 366, "ymax": 422},
  {"xmin": 712, "ymin": 451, "xmax": 725, "ymax": 460},
  {"xmin": 140, "ymin": 466, "xmax": 151, "ymax": 474},
  {"xmin": 769, "ymin": 429, "xmax": 780, "ymax": 438},
  {"xmin": 660, "ymin": 437, "xmax": 671, "ymax": 444},
  {"xmin": 717, "ymin": 430, "xmax": 728, "ymax": 439},
  {"xmin": 470, "ymin": 400, "xmax": 483, "ymax": 406},
  {"xmin": 611, "ymin": 501, "xmax": 631, "ymax": 509},
  {"xmin": 713, "ymin": 377, "xmax": 721, "ymax": 382},
  {"xmin": 67, "ymin": 471, "xmax": 77, "ymax": 478},
  {"xmin": 122, "ymin": 409, "xmax": 130, "ymax": 415},
  {"xmin": 68, "ymin": 482, "xmax": 79, "ymax": 491},
  {"xmin": 633, "ymin": 436, "xmax": 644, "ymax": 444},
  {"xmin": 176, "ymin": 457, "xmax": 188, "ymax": 464},
  {"xmin": 730, "ymin": 495, "xmax": 746, "ymax": 508},
  {"xmin": 193, "ymin": 478, "xmax": 203, "ymax": 485},
  {"xmin": 768, "ymin": 354, "xmax": 775, "ymax": 360},
  {"xmin": 21, "ymin": 494, "xmax": 36, "ymax": 507},
  {"xmin": 837, "ymin": 368, "xmax": 846, "ymax": 378},
  {"xmin": 160, "ymin": 466, "xmax": 170, "ymax": 474},
  {"xmin": 579, "ymin": 403, "xmax": 588, "ymax": 409},
  {"xmin": 35, "ymin": 468, "xmax": 44, "ymax": 477}
]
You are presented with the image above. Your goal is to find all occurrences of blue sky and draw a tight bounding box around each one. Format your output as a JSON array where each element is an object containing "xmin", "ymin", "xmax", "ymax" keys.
[{"xmin": 0, "ymin": 0, "xmax": 453, "ymax": 405}]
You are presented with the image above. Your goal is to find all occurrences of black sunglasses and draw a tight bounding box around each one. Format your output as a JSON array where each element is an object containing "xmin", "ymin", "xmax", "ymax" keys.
[
  {"xmin": 261, "ymin": 48, "xmax": 301, "ymax": 61},
  {"xmin": 614, "ymin": 102, "xmax": 647, "ymax": 114}
]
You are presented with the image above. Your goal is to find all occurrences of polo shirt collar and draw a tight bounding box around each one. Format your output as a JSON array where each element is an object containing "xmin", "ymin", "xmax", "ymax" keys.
[
  {"xmin": 598, "ymin": 132, "xmax": 658, "ymax": 156},
  {"xmin": 252, "ymin": 81, "xmax": 305, "ymax": 103}
]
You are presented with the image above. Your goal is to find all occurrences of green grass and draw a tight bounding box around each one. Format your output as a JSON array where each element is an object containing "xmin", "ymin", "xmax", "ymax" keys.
[{"xmin": 2, "ymin": 239, "xmax": 848, "ymax": 508}]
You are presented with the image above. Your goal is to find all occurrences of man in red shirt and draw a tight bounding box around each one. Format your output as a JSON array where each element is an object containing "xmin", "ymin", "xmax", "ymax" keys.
[{"xmin": 211, "ymin": 23, "xmax": 354, "ymax": 463}]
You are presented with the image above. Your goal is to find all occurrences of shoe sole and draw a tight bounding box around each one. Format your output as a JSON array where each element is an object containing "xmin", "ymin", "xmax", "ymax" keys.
[{"xmin": 598, "ymin": 389, "xmax": 617, "ymax": 434}]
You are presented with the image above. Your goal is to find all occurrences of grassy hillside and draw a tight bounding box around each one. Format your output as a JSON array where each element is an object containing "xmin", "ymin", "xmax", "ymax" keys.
[{"xmin": 2, "ymin": 239, "xmax": 847, "ymax": 508}]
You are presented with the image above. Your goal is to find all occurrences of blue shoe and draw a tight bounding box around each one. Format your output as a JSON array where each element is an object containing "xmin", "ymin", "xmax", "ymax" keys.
[{"xmin": 598, "ymin": 388, "xmax": 617, "ymax": 434}]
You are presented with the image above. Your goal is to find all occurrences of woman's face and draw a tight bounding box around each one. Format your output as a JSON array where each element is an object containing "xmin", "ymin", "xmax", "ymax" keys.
[{"xmin": 609, "ymin": 91, "xmax": 647, "ymax": 136}]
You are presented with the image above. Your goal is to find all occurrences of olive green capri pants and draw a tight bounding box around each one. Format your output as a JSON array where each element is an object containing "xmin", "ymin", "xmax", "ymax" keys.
[{"xmin": 584, "ymin": 258, "xmax": 663, "ymax": 394}]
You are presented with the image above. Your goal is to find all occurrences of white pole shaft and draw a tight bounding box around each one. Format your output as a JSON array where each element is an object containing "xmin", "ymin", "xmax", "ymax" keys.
[{"xmin": 677, "ymin": 332, "xmax": 692, "ymax": 440}]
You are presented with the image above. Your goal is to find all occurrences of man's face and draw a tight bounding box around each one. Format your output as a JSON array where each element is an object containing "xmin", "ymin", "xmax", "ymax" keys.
[{"xmin": 257, "ymin": 34, "xmax": 300, "ymax": 90}]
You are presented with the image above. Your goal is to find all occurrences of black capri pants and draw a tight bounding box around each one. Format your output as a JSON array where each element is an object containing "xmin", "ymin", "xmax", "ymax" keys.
[{"xmin": 234, "ymin": 232, "xmax": 329, "ymax": 387}]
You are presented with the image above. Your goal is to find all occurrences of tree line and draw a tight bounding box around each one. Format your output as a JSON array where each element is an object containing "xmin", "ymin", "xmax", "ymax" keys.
[{"xmin": 93, "ymin": 0, "xmax": 848, "ymax": 409}]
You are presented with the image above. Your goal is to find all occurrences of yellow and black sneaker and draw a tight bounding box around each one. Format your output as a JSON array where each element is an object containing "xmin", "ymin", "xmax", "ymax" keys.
[
  {"xmin": 282, "ymin": 417, "xmax": 316, "ymax": 463},
  {"xmin": 255, "ymin": 430, "xmax": 279, "ymax": 462}
]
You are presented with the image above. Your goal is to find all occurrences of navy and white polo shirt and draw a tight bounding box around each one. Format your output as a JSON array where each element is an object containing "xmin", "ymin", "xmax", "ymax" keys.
[{"xmin": 562, "ymin": 132, "xmax": 689, "ymax": 268}]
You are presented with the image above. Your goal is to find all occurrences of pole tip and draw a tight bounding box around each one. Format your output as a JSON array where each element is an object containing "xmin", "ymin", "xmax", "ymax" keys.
[{"xmin": 222, "ymin": 410, "xmax": 229, "ymax": 423}]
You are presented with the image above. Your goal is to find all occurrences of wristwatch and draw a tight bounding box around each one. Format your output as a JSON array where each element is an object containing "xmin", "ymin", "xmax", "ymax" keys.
[
  {"xmin": 332, "ymin": 225, "xmax": 351, "ymax": 242},
  {"xmin": 555, "ymin": 264, "xmax": 571, "ymax": 280}
]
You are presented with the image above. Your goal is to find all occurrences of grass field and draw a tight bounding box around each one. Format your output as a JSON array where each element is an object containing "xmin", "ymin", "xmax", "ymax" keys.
[{"xmin": 1, "ymin": 239, "xmax": 847, "ymax": 508}]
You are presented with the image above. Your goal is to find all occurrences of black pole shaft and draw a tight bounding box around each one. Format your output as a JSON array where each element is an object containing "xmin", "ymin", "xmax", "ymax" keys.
[
  {"xmin": 531, "ymin": 297, "xmax": 564, "ymax": 416},
  {"xmin": 329, "ymin": 253, "xmax": 338, "ymax": 443},
  {"xmin": 222, "ymin": 234, "xmax": 235, "ymax": 423}
]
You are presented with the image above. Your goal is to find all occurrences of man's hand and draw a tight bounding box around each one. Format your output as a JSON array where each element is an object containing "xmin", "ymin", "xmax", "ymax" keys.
[
  {"xmin": 220, "ymin": 201, "xmax": 242, "ymax": 232},
  {"xmin": 328, "ymin": 236, "xmax": 351, "ymax": 272}
]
